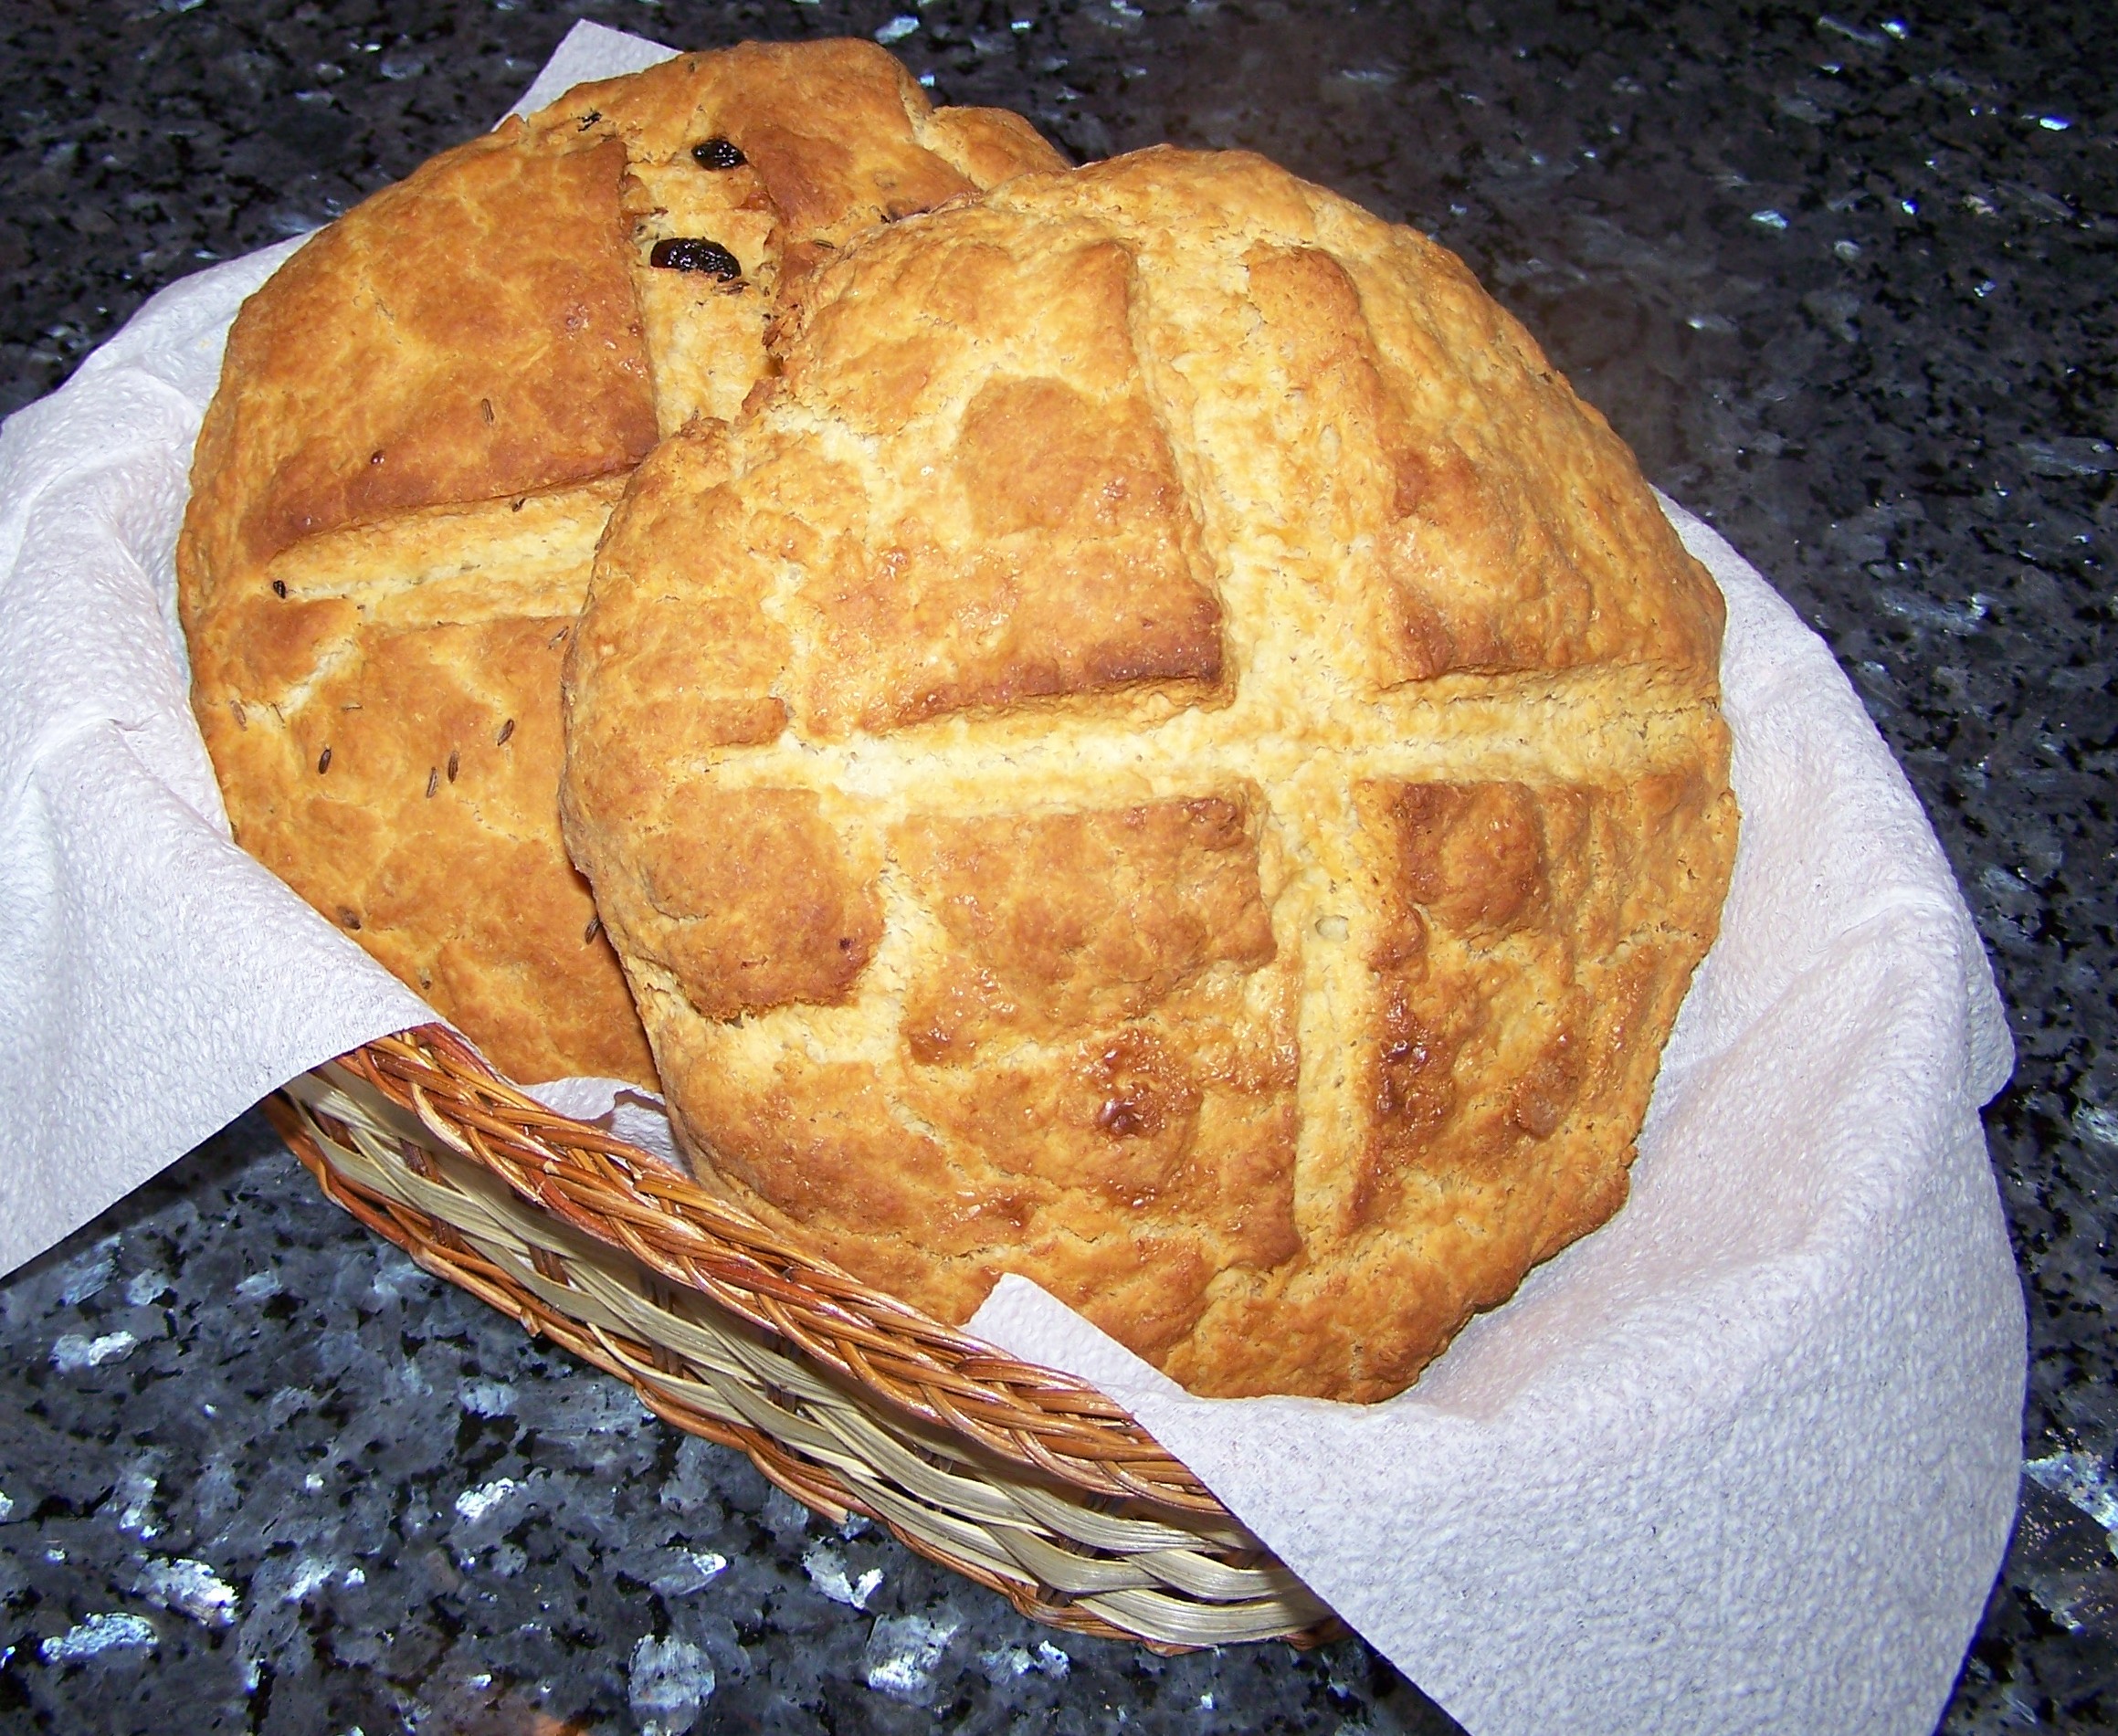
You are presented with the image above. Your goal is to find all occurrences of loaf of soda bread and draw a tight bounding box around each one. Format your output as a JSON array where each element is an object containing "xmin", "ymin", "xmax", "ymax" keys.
[
  {"xmin": 560, "ymin": 146, "xmax": 1740, "ymax": 1401},
  {"xmin": 178, "ymin": 40, "xmax": 1061, "ymax": 1085}
]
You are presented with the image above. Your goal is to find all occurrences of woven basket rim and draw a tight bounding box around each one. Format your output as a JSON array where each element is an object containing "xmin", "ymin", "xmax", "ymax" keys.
[
  {"xmin": 338, "ymin": 1023, "xmax": 1223, "ymax": 1511},
  {"xmin": 270, "ymin": 1078, "xmax": 1346, "ymax": 1649}
]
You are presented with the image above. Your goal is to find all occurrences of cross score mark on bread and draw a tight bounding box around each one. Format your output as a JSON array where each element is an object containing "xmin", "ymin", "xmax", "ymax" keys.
[{"xmin": 563, "ymin": 149, "xmax": 1740, "ymax": 1403}]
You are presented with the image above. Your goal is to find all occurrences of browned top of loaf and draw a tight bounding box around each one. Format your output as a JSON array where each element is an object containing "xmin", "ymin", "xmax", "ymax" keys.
[
  {"xmin": 178, "ymin": 40, "xmax": 1062, "ymax": 1086},
  {"xmin": 563, "ymin": 146, "xmax": 1739, "ymax": 1400}
]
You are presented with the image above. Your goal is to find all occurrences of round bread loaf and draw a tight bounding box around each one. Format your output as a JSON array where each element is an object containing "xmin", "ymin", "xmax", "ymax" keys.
[
  {"xmin": 178, "ymin": 41, "xmax": 1061, "ymax": 1086},
  {"xmin": 563, "ymin": 147, "xmax": 1740, "ymax": 1400}
]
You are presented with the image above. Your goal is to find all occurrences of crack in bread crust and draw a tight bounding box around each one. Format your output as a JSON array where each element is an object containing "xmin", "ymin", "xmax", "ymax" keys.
[{"xmin": 565, "ymin": 147, "xmax": 1741, "ymax": 1401}]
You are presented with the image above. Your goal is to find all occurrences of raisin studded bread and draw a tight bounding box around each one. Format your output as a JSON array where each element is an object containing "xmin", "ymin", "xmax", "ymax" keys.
[{"xmin": 179, "ymin": 40, "xmax": 1061, "ymax": 1086}]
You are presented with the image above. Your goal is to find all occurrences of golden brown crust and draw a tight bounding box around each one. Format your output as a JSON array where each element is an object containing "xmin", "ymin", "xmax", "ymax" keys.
[
  {"xmin": 893, "ymin": 797, "xmax": 1278, "ymax": 1048},
  {"xmin": 179, "ymin": 43, "xmax": 1059, "ymax": 1086},
  {"xmin": 620, "ymin": 784, "xmax": 884, "ymax": 1020},
  {"xmin": 182, "ymin": 132, "xmax": 656, "ymax": 607},
  {"xmin": 917, "ymin": 105, "xmax": 1070, "ymax": 188},
  {"xmin": 564, "ymin": 145, "xmax": 1740, "ymax": 1398}
]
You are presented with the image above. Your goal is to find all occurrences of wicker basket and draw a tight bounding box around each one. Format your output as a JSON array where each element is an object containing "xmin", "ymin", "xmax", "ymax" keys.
[{"xmin": 266, "ymin": 1024, "xmax": 1338, "ymax": 1650}]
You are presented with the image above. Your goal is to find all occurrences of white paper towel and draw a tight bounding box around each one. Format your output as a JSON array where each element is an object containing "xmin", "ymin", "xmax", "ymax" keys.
[
  {"xmin": 0, "ymin": 22, "xmax": 2025, "ymax": 1734},
  {"xmin": 0, "ymin": 236, "xmax": 431, "ymax": 1273}
]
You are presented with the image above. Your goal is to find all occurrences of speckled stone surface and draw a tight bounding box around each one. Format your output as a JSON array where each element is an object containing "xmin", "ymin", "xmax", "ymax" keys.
[{"xmin": 0, "ymin": 0, "xmax": 2111, "ymax": 1730}]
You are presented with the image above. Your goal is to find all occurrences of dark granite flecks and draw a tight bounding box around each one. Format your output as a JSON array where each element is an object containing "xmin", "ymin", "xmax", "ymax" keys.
[
  {"xmin": 0, "ymin": 1118, "xmax": 1455, "ymax": 1733},
  {"xmin": 2, "ymin": 0, "xmax": 2113, "ymax": 1730}
]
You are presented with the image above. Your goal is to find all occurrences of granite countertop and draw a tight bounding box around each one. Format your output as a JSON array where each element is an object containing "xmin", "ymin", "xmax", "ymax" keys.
[{"xmin": 0, "ymin": 0, "xmax": 2111, "ymax": 1730}]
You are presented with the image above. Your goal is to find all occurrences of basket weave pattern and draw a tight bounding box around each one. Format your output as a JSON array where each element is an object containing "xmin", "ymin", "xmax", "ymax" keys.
[{"xmin": 270, "ymin": 1025, "xmax": 1337, "ymax": 1648}]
